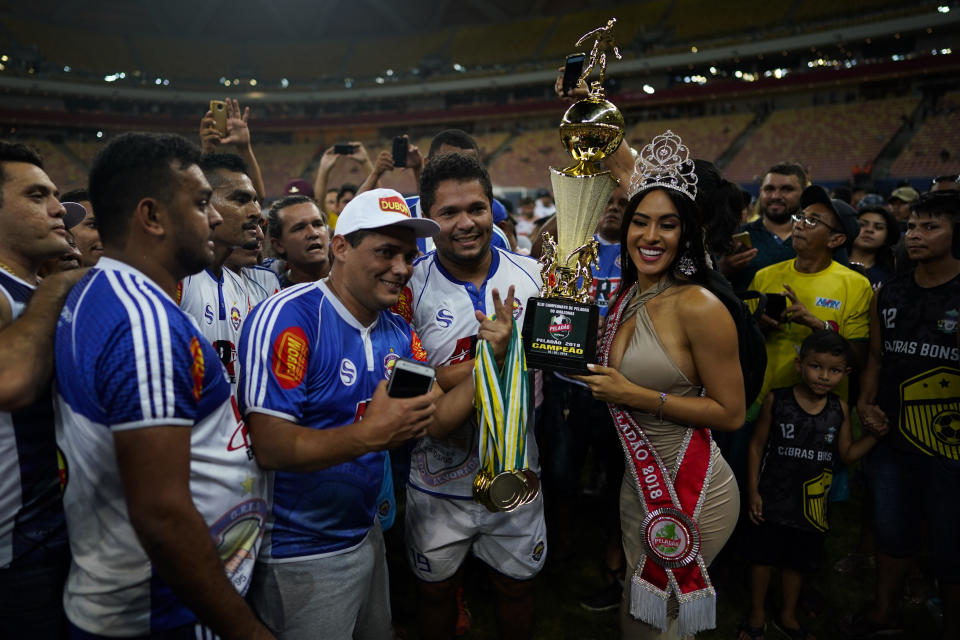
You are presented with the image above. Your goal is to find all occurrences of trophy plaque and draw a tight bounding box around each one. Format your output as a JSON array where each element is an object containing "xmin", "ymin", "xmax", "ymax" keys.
[{"xmin": 522, "ymin": 18, "xmax": 624, "ymax": 374}]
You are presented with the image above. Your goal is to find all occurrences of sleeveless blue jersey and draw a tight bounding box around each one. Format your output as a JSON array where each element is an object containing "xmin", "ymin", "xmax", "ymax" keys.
[
  {"xmin": 238, "ymin": 279, "xmax": 426, "ymax": 560},
  {"xmin": 0, "ymin": 271, "xmax": 67, "ymax": 569}
]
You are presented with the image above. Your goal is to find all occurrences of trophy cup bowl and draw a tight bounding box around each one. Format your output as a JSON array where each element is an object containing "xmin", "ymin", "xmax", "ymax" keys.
[{"xmin": 522, "ymin": 93, "xmax": 622, "ymax": 374}]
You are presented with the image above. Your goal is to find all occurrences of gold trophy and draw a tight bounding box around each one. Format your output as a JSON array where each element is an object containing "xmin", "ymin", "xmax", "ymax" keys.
[{"xmin": 522, "ymin": 18, "xmax": 624, "ymax": 374}]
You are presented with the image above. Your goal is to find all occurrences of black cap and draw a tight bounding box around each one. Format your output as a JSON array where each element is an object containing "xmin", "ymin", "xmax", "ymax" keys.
[{"xmin": 800, "ymin": 185, "xmax": 860, "ymax": 247}]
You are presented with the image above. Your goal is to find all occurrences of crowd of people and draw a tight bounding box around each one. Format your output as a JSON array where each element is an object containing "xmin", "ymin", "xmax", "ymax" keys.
[{"xmin": 0, "ymin": 87, "xmax": 957, "ymax": 640}]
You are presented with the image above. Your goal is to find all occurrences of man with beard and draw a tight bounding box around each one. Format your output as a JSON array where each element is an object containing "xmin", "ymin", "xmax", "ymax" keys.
[
  {"xmin": 266, "ymin": 195, "xmax": 331, "ymax": 288},
  {"xmin": 723, "ymin": 163, "xmax": 808, "ymax": 291},
  {"xmin": 393, "ymin": 154, "xmax": 544, "ymax": 640},
  {"xmin": 53, "ymin": 132, "xmax": 270, "ymax": 639},
  {"xmin": 178, "ymin": 153, "xmax": 261, "ymax": 391}
]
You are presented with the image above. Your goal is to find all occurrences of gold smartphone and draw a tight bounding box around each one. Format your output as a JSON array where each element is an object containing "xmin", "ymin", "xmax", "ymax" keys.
[
  {"xmin": 210, "ymin": 100, "xmax": 227, "ymax": 136},
  {"xmin": 731, "ymin": 231, "xmax": 752, "ymax": 249}
]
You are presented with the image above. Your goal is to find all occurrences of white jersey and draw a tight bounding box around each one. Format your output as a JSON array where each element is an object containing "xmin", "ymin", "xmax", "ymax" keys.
[
  {"xmin": 178, "ymin": 267, "xmax": 251, "ymax": 390},
  {"xmin": 240, "ymin": 265, "xmax": 281, "ymax": 307},
  {"xmin": 54, "ymin": 258, "xmax": 266, "ymax": 636},
  {"xmin": 395, "ymin": 247, "xmax": 541, "ymax": 499}
]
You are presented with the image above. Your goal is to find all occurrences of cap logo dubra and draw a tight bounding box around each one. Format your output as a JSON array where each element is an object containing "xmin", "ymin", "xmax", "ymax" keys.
[{"xmin": 379, "ymin": 195, "xmax": 410, "ymax": 217}]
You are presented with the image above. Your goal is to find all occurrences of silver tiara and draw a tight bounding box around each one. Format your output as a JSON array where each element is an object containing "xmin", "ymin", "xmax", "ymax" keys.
[{"xmin": 627, "ymin": 130, "xmax": 698, "ymax": 201}]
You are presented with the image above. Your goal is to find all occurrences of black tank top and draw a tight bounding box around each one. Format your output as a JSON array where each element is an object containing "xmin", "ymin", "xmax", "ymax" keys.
[
  {"xmin": 759, "ymin": 386, "xmax": 844, "ymax": 533},
  {"xmin": 876, "ymin": 271, "xmax": 960, "ymax": 460}
]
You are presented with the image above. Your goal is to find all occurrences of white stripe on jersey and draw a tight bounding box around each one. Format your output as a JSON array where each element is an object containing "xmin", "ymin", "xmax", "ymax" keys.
[
  {"xmin": 106, "ymin": 270, "xmax": 159, "ymax": 419},
  {"xmin": 133, "ymin": 275, "xmax": 175, "ymax": 419},
  {"xmin": 242, "ymin": 283, "xmax": 316, "ymax": 409}
]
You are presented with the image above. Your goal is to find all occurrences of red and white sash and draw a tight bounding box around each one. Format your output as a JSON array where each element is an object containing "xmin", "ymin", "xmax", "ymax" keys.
[{"xmin": 599, "ymin": 281, "xmax": 716, "ymax": 635}]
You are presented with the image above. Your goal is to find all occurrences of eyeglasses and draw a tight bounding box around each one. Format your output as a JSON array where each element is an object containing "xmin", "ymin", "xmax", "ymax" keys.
[{"xmin": 791, "ymin": 212, "xmax": 841, "ymax": 233}]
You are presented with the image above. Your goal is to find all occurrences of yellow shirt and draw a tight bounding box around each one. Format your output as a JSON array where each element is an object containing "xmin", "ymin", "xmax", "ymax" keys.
[{"xmin": 749, "ymin": 259, "xmax": 873, "ymax": 403}]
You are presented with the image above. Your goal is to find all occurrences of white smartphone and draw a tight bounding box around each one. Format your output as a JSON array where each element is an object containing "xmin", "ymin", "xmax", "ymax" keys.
[{"xmin": 387, "ymin": 358, "xmax": 435, "ymax": 398}]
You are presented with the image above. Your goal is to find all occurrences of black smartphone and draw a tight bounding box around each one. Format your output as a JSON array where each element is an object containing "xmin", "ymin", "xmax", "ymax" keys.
[
  {"xmin": 387, "ymin": 358, "xmax": 435, "ymax": 398},
  {"xmin": 562, "ymin": 53, "xmax": 586, "ymax": 96},
  {"xmin": 764, "ymin": 294, "xmax": 787, "ymax": 320},
  {"xmin": 392, "ymin": 136, "xmax": 408, "ymax": 168},
  {"xmin": 334, "ymin": 143, "xmax": 356, "ymax": 155}
]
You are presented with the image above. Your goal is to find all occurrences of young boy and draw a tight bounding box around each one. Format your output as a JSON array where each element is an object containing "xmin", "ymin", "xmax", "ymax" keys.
[{"xmin": 739, "ymin": 331, "xmax": 885, "ymax": 640}]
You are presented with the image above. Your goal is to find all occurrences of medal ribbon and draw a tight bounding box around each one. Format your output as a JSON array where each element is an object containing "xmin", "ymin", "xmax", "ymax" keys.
[
  {"xmin": 600, "ymin": 283, "xmax": 715, "ymax": 635},
  {"xmin": 475, "ymin": 320, "xmax": 529, "ymax": 475}
]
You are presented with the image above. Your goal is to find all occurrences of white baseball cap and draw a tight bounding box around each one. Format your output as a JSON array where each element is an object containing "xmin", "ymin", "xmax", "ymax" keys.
[{"xmin": 334, "ymin": 188, "xmax": 439, "ymax": 238}]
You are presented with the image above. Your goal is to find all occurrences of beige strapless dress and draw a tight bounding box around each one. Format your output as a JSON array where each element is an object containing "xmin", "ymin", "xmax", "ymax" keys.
[{"xmin": 615, "ymin": 292, "xmax": 739, "ymax": 640}]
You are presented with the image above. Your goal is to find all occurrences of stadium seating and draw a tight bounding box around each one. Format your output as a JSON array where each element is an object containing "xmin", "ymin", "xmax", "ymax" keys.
[
  {"xmin": 447, "ymin": 18, "xmax": 554, "ymax": 67},
  {"xmin": 538, "ymin": 2, "xmax": 667, "ymax": 61},
  {"xmin": 724, "ymin": 97, "xmax": 919, "ymax": 184},
  {"xmin": 487, "ymin": 128, "xmax": 570, "ymax": 190},
  {"xmin": 627, "ymin": 113, "xmax": 754, "ymax": 164},
  {"xmin": 22, "ymin": 139, "xmax": 87, "ymax": 194},
  {"xmin": 889, "ymin": 92, "xmax": 960, "ymax": 179}
]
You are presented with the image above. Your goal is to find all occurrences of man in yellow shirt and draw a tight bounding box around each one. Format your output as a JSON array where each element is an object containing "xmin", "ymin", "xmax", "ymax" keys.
[{"xmin": 750, "ymin": 186, "xmax": 873, "ymax": 404}]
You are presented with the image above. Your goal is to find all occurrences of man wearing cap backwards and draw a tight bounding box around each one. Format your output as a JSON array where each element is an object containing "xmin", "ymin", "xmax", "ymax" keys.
[
  {"xmin": 0, "ymin": 141, "xmax": 88, "ymax": 637},
  {"xmin": 393, "ymin": 153, "xmax": 544, "ymax": 640},
  {"xmin": 237, "ymin": 187, "xmax": 516, "ymax": 640},
  {"xmin": 749, "ymin": 185, "xmax": 873, "ymax": 405}
]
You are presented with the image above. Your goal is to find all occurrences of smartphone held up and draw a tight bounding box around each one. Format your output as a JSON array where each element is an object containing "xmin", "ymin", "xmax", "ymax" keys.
[{"xmin": 210, "ymin": 100, "xmax": 227, "ymax": 137}]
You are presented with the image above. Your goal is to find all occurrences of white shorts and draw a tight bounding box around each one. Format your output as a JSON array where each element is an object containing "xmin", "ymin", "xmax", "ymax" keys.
[{"xmin": 404, "ymin": 485, "xmax": 547, "ymax": 582}]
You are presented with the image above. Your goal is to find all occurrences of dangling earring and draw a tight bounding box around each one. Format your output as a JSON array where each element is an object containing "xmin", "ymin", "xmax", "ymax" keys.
[{"xmin": 676, "ymin": 242, "xmax": 697, "ymax": 277}]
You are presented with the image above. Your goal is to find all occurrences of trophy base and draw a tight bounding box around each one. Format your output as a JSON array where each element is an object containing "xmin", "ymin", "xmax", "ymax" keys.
[{"xmin": 522, "ymin": 296, "xmax": 599, "ymax": 374}]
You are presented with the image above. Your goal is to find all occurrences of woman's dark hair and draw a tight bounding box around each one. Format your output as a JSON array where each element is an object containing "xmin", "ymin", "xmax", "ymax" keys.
[
  {"xmin": 612, "ymin": 186, "xmax": 709, "ymax": 310},
  {"xmin": 857, "ymin": 206, "xmax": 898, "ymax": 273},
  {"xmin": 694, "ymin": 159, "xmax": 742, "ymax": 256}
]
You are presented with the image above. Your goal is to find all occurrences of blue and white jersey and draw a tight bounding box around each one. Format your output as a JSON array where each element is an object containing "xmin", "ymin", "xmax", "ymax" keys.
[
  {"xmin": 54, "ymin": 258, "xmax": 266, "ymax": 636},
  {"xmin": 238, "ymin": 279, "xmax": 427, "ymax": 560},
  {"xmin": 395, "ymin": 247, "xmax": 541, "ymax": 499},
  {"xmin": 240, "ymin": 265, "xmax": 281, "ymax": 307},
  {"xmin": 0, "ymin": 271, "xmax": 66, "ymax": 569},
  {"xmin": 406, "ymin": 195, "xmax": 510, "ymax": 254},
  {"xmin": 178, "ymin": 267, "xmax": 250, "ymax": 390},
  {"xmin": 589, "ymin": 234, "xmax": 623, "ymax": 317}
]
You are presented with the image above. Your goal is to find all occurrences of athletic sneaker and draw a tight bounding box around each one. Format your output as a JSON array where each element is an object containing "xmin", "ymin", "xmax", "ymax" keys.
[{"xmin": 579, "ymin": 581, "xmax": 622, "ymax": 612}]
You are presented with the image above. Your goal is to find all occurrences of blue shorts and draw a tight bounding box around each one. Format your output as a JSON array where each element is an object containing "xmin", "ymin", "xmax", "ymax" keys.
[{"xmin": 867, "ymin": 441, "xmax": 960, "ymax": 584}]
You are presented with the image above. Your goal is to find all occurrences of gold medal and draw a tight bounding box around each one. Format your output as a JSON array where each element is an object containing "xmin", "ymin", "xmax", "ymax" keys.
[
  {"xmin": 517, "ymin": 469, "xmax": 540, "ymax": 504},
  {"xmin": 487, "ymin": 471, "xmax": 526, "ymax": 511}
]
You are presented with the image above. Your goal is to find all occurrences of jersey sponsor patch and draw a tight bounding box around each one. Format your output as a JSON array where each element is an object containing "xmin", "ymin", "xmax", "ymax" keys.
[
  {"xmin": 379, "ymin": 195, "xmax": 411, "ymax": 217},
  {"xmin": 815, "ymin": 297, "xmax": 842, "ymax": 310},
  {"xmin": 411, "ymin": 331, "xmax": 427, "ymax": 362},
  {"xmin": 271, "ymin": 327, "xmax": 309, "ymax": 389},
  {"xmin": 938, "ymin": 309, "xmax": 958, "ymax": 335},
  {"xmin": 340, "ymin": 358, "xmax": 358, "ymax": 386},
  {"xmin": 203, "ymin": 304, "xmax": 214, "ymax": 325},
  {"xmin": 443, "ymin": 336, "xmax": 476, "ymax": 366},
  {"xmin": 190, "ymin": 336, "xmax": 205, "ymax": 400},
  {"xmin": 435, "ymin": 308, "xmax": 454, "ymax": 328},
  {"xmin": 532, "ymin": 539, "xmax": 545, "ymax": 562},
  {"xmin": 393, "ymin": 286, "xmax": 414, "ymax": 323}
]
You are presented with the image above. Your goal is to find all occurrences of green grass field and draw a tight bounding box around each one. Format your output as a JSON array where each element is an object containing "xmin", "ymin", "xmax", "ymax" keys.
[{"xmin": 385, "ymin": 473, "xmax": 942, "ymax": 639}]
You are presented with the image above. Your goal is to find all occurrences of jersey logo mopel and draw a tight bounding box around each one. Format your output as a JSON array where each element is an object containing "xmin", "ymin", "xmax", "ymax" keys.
[
  {"xmin": 383, "ymin": 352, "xmax": 399, "ymax": 379},
  {"xmin": 340, "ymin": 358, "xmax": 358, "ymax": 386},
  {"xmin": 230, "ymin": 305, "xmax": 242, "ymax": 331},
  {"xmin": 271, "ymin": 327, "xmax": 309, "ymax": 390},
  {"xmin": 379, "ymin": 195, "xmax": 411, "ymax": 217},
  {"xmin": 189, "ymin": 336, "xmax": 205, "ymax": 400}
]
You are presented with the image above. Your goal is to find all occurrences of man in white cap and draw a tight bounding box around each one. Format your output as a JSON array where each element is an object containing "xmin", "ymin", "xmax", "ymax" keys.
[{"xmin": 237, "ymin": 188, "xmax": 516, "ymax": 640}]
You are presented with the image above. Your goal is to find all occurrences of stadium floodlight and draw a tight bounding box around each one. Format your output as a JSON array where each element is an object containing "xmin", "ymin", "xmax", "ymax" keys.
[
  {"xmin": 453, "ymin": 63, "xmax": 464, "ymax": 72},
  {"xmin": 642, "ymin": 84, "xmax": 655, "ymax": 94},
  {"xmin": 943, "ymin": 48, "xmax": 953, "ymax": 54},
  {"xmin": 386, "ymin": 69, "xmax": 394, "ymax": 76},
  {"xmin": 280, "ymin": 78, "xmax": 289, "ymax": 88},
  {"xmin": 375, "ymin": 77, "xmax": 385, "ymax": 84},
  {"xmin": 0, "ymin": 55, "xmax": 7, "ymax": 62},
  {"xmin": 938, "ymin": 5, "xmax": 949, "ymax": 13},
  {"xmin": 63, "ymin": 66, "xmax": 71, "ymax": 72},
  {"xmin": 690, "ymin": 46, "xmax": 698, "ymax": 53},
  {"xmin": 250, "ymin": 79, "xmax": 257, "ymax": 86}
]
